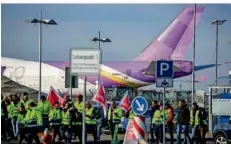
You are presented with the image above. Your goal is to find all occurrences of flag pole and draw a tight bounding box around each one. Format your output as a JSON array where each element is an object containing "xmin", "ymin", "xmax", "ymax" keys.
[{"xmin": 69, "ymin": 69, "xmax": 72, "ymax": 100}]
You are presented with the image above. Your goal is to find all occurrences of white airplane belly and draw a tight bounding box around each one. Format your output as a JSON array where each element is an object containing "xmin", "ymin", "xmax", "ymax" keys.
[{"xmin": 2, "ymin": 57, "xmax": 95, "ymax": 96}]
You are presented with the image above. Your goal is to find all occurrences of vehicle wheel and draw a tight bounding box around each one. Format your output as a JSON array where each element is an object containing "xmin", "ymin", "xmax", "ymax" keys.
[{"xmin": 215, "ymin": 134, "xmax": 228, "ymax": 144}]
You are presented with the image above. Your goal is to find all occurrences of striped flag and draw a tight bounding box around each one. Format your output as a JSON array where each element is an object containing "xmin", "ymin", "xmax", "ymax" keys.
[{"xmin": 119, "ymin": 90, "xmax": 131, "ymax": 113}]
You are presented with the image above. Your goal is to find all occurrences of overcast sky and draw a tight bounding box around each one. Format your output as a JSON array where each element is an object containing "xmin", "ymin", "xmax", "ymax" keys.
[{"xmin": 2, "ymin": 4, "xmax": 231, "ymax": 91}]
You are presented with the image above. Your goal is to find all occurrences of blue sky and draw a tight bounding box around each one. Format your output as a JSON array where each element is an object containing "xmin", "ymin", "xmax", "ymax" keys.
[{"xmin": 1, "ymin": 4, "xmax": 231, "ymax": 91}]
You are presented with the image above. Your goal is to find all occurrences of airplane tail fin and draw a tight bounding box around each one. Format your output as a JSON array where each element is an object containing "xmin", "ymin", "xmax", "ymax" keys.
[
  {"xmin": 171, "ymin": 6, "xmax": 204, "ymax": 60},
  {"xmin": 133, "ymin": 6, "xmax": 204, "ymax": 61}
]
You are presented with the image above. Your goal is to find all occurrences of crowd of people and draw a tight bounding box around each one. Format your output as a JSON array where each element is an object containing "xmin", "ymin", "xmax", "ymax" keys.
[
  {"xmin": 126, "ymin": 99, "xmax": 208, "ymax": 144},
  {"xmin": 1, "ymin": 92, "xmax": 209, "ymax": 144},
  {"xmin": 1, "ymin": 93, "xmax": 112, "ymax": 144}
]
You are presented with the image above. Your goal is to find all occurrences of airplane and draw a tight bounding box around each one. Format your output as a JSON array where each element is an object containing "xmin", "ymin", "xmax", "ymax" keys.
[
  {"xmin": 1, "ymin": 6, "xmax": 227, "ymax": 97},
  {"xmin": 175, "ymin": 75, "xmax": 211, "ymax": 83}
]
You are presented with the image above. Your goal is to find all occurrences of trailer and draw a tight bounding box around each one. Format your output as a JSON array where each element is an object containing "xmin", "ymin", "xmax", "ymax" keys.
[{"xmin": 208, "ymin": 76, "xmax": 231, "ymax": 132}]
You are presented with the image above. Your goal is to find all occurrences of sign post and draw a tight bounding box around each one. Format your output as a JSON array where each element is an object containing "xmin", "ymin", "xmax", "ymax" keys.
[
  {"xmin": 156, "ymin": 60, "xmax": 174, "ymax": 144},
  {"xmin": 131, "ymin": 96, "xmax": 148, "ymax": 142},
  {"xmin": 70, "ymin": 48, "xmax": 100, "ymax": 144}
]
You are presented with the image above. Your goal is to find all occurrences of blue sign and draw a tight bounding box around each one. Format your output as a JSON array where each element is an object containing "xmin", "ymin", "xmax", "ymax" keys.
[
  {"xmin": 156, "ymin": 60, "xmax": 174, "ymax": 78},
  {"xmin": 131, "ymin": 96, "xmax": 148, "ymax": 115}
]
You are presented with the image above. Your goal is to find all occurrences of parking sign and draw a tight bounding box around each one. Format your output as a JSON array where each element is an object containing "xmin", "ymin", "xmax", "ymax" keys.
[{"xmin": 156, "ymin": 60, "xmax": 174, "ymax": 87}]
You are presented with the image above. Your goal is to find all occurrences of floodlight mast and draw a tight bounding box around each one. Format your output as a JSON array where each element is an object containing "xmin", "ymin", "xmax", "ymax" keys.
[
  {"xmin": 191, "ymin": 3, "xmax": 196, "ymax": 107},
  {"xmin": 25, "ymin": 10, "xmax": 57, "ymax": 102},
  {"xmin": 92, "ymin": 31, "xmax": 112, "ymax": 87},
  {"xmin": 211, "ymin": 19, "xmax": 226, "ymax": 126},
  {"xmin": 212, "ymin": 19, "xmax": 226, "ymax": 94}
]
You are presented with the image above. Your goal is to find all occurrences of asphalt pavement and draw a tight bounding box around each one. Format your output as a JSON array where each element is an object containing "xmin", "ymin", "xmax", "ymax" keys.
[{"xmin": 2, "ymin": 133, "xmax": 214, "ymax": 144}]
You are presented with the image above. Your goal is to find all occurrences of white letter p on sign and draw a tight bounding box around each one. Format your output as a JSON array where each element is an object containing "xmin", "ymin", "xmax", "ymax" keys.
[{"xmin": 160, "ymin": 63, "xmax": 169, "ymax": 76}]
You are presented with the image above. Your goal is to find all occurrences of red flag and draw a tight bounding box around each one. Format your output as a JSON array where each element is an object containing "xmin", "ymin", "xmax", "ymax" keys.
[
  {"xmin": 92, "ymin": 82, "xmax": 107, "ymax": 118},
  {"xmin": 47, "ymin": 86, "xmax": 64, "ymax": 107},
  {"xmin": 119, "ymin": 90, "xmax": 131, "ymax": 113}
]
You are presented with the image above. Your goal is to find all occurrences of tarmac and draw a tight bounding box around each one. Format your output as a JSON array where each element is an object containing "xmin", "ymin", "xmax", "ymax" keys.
[{"xmin": 2, "ymin": 133, "xmax": 214, "ymax": 144}]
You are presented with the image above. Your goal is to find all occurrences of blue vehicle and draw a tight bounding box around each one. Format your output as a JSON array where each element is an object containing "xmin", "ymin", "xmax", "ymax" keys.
[{"xmin": 213, "ymin": 123, "xmax": 231, "ymax": 144}]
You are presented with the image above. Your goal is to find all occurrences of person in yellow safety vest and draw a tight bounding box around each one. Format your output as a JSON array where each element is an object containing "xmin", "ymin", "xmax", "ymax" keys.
[
  {"xmin": 37, "ymin": 95, "xmax": 51, "ymax": 130},
  {"xmin": 108, "ymin": 101, "xmax": 123, "ymax": 144},
  {"xmin": 17, "ymin": 105, "xmax": 28, "ymax": 144},
  {"xmin": 74, "ymin": 94, "xmax": 84, "ymax": 113},
  {"xmin": 190, "ymin": 102, "xmax": 207, "ymax": 144},
  {"xmin": 23, "ymin": 102, "xmax": 42, "ymax": 144},
  {"xmin": 61, "ymin": 102, "xmax": 73, "ymax": 144},
  {"xmin": 73, "ymin": 94, "xmax": 84, "ymax": 143},
  {"xmin": 151, "ymin": 104, "xmax": 168, "ymax": 144},
  {"xmin": 49, "ymin": 101, "xmax": 62, "ymax": 143},
  {"xmin": 128, "ymin": 107, "xmax": 135, "ymax": 121},
  {"xmin": 85, "ymin": 101, "xmax": 98, "ymax": 143},
  {"xmin": 150, "ymin": 100, "xmax": 159, "ymax": 144},
  {"xmin": 10, "ymin": 94, "xmax": 22, "ymax": 138},
  {"xmin": 1, "ymin": 95, "xmax": 8, "ymax": 141},
  {"xmin": 20, "ymin": 92, "xmax": 34, "ymax": 111}
]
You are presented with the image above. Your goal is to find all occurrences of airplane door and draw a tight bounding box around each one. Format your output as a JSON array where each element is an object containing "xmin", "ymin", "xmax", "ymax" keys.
[{"xmin": 123, "ymin": 69, "xmax": 131, "ymax": 81}]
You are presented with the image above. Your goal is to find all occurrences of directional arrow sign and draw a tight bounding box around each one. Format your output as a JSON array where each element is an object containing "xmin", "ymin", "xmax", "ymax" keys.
[{"xmin": 131, "ymin": 96, "xmax": 148, "ymax": 115}]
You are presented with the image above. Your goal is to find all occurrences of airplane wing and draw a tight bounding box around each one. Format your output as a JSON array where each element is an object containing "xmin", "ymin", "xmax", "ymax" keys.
[
  {"xmin": 142, "ymin": 60, "xmax": 188, "ymax": 76},
  {"xmin": 143, "ymin": 61, "xmax": 230, "ymax": 76},
  {"xmin": 1, "ymin": 76, "xmax": 38, "ymax": 94},
  {"xmin": 175, "ymin": 75, "xmax": 210, "ymax": 83},
  {"xmin": 195, "ymin": 62, "xmax": 230, "ymax": 71}
]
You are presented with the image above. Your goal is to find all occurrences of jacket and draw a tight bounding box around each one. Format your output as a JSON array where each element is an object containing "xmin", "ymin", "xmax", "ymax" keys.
[
  {"xmin": 10, "ymin": 101, "xmax": 22, "ymax": 118},
  {"xmin": 37, "ymin": 100, "xmax": 51, "ymax": 116},
  {"xmin": 176, "ymin": 106, "xmax": 190, "ymax": 125},
  {"xmin": 166, "ymin": 106, "xmax": 174, "ymax": 125},
  {"xmin": 108, "ymin": 106, "xmax": 123, "ymax": 124},
  {"xmin": 150, "ymin": 106, "xmax": 159, "ymax": 118},
  {"xmin": 85, "ymin": 107, "xmax": 97, "ymax": 125},
  {"xmin": 23, "ymin": 107, "xmax": 43, "ymax": 127},
  {"xmin": 17, "ymin": 111, "xmax": 27, "ymax": 128},
  {"xmin": 49, "ymin": 107, "xmax": 62, "ymax": 125},
  {"xmin": 152, "ymin": 110, "xmax": 168, "ymax": 125},
  {"xmin": 20, "ymin": 99, "xmax": 34, "ymax": 110},
  {"xmin": 1, "ymin": 100, "xmax": 8, "ymax": 117}
]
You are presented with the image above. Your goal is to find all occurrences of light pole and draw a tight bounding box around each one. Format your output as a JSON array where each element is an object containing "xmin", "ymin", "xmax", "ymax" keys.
[
  {"xmin": 25, "ymin": 10, "xmax": 57, "ymax": 101},
  {"xmin": 92, "ymin": 31, "xmax": 111, "ymax": 87},
  {"xmin": 212, "ymin": 20, "xmax": 226, "ymax": 93},
  {"xmin": 191, "ymin": 3, "xmax": 196, "ymax": 107}
]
